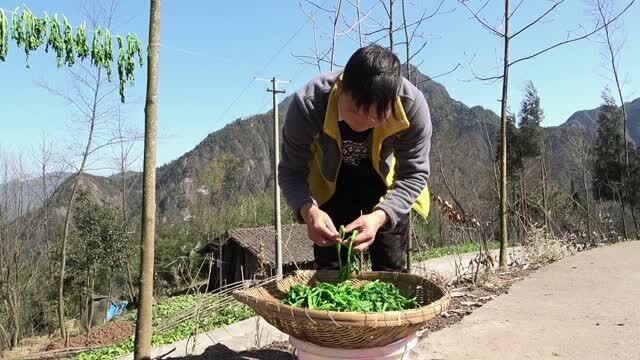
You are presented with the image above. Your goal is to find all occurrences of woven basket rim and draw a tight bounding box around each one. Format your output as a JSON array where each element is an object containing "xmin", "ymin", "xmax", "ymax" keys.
[{"xmin": 232, "ymin": 269, "xmax": 451, "ymax": 325}]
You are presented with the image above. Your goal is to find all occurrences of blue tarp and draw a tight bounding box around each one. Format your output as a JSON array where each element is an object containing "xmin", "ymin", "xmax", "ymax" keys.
[{"xmin": 106, "ymin": 300, "xmax": 128, "ymax": 321}]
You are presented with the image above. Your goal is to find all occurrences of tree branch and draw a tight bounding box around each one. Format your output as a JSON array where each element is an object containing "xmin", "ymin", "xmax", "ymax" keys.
[
  {"xmin": 304, "ymin": 0, "xmax": 334, "ymax": 13},
  {"xmin": 416, "ymin": 63, "xmax": 462, "ymax": 85},
  {"xmin": 458, "ymin": 0, "xmax": 505, "ymax": 37},
  {"xmin": 380, "ymin": 0, "xmax": 390, "ymax": 17},
  {"xmin": 462, "ymin": 51, "xmax": 504, "ymax": 82},
  {"xmin": 508, "ymin": 0, "xmax": 526, "ymax": 19},
  {"xmin": 509, "ymin": 0, "xmax": 635, "ymax": 67},
  {"xmin": 337, "ymin": 6, "xmax": 374, "ymax": 36},
  {"xmin": 511, "ymin": 0, "xmax": 565, "ymax": 39}
]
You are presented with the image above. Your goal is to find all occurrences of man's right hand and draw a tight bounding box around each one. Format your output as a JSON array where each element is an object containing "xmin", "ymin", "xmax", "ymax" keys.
[{"xmin": 300, "ymin": 202, "xmax": 339, "ymax": 247}]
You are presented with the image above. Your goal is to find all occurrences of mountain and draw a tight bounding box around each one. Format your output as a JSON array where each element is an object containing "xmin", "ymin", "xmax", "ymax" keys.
[
  {"xmin": 44, "ymin": 171, "xmax": 143, "ymax": 220},
  {"xmin": 560, "ymin": 97, "xmax": 640, "ymax": 145},
  {"xmin": 23, "ymin": 67, "xmax": 640, "ymax": 229},
  {"xmin": 0, "ymin": 172, "xmax": 72, "ymax": 220}
]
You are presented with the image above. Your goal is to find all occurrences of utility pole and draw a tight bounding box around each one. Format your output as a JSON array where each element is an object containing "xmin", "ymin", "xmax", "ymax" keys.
[{"xmin": 256, "ymin": 76, "xmax": 289, "ymax": 279}]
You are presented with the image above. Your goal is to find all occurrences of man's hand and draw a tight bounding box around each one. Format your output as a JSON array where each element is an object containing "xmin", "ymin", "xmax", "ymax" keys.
[
  {"xmin": 300, "ymin": 202, "xmax": 339, "ymax": 247},
  {"xmin": 344, "ymin": 210, "xmax": 388, "ymax": 251}
]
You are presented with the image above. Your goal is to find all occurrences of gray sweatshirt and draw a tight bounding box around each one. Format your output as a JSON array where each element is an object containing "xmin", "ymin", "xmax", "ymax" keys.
[{"xmin": 278, "ymin": 70, "xmax": 432, "ymax": 229}]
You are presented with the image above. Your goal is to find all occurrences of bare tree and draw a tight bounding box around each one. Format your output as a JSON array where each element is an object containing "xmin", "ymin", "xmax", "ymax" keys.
[
  {"xmin": 0, "ymin": 153, "xmax": 41, "ymax": 348},
  {"xmin": 460, "ymin": 0, "xmax": 635, "ymax": 267},
  {"xmin": 36, "ymin": 0, "xmax": 127, "ymax": 342},
  {"xmin": 31, "ymin": 135, "xmax": 66, "ymax": 286},
  {"xmin": 594, "ymin": 0, "xmax": 637, "ymax": 236},
  {"xmin": 566, "ymin": 127, "xmax": 597, "ymax": 242},
  {"xmin": 294, "ymin": 0, "xmax": 384, "ymax": 71},
  {"xmin": 134, "ymin": 0, "xmax": 161, "ymax": 357},
  {"xmin": 111, "ymin": 107, "xmax": 143, "ymax": 303}
]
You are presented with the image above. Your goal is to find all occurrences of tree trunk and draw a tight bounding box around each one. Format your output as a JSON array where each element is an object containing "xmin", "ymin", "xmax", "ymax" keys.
[
  {"xmin": 389, "ymin": 0, "xmax": 394, "ymax": 51},
  {"xmin": 86, "ymin": 274, "xmax": 96, "ymax": 341},
  {"xmin": 134, "ymin": 1, "xmax": 161, "ymax": 358},
  {"xmin": 330, "ymin": 0, "xmax": 343, "ymax": 71},
  {"xmin": 107, "ymin": 267, "xmax": 114, "ymax": 302},
  {"xmin": 84, "ymin": 259, "xmax": 92, "ymax": 338},
  {"xmin": 41, "ymin": 157, "xmax": 55, "ymax": 286},
  {"xmin": 582, "ymin": 157, "xmax": 592, "ymax": 242},
  {"xmin": 126, "ymin": 260, "xmax": 136, "ymax": 303},
  {"xmin": 9, "ymin": 290, "xmax": 19, "ymax": 348},
  {"xmin": 499, "ymin": 0, "xmax": 511, "ymax": 268},
  {"xmin": 520, "ymin": 175, "xmax": 526, "ymax": 234},
  {"xmin": 58, "ymin": 177, "xmax": 80, "ymax": 344},
  {"xmin": 438, "ymin": 211, "xmax": 443, "ymax": 246},
  {"xmin": 601, "ymin": 3, "xmax": 631, "ymax": 211},
  {"xmin": 541, "ymin": 157, "xmax": 549, "ymax": 232},
  {"xmin": 401, "ymin": 0, "xmax": 410, "ymax": 82},
  {"xmin": 632, "ymin": 207, "xmax": 640, "ymax": 239},
  {"xmin": 618, "ymin": 190, "xmax": 629, "ymax": 239},
  {"xmin": 510, "ymin": 185, "xmax": 518, "ymax": 243},
  {"xmin": 122, "ymin": 149, "xmax": 136, "ymax": 302},
  {"xmin": 356, "ymin": 0, "xmax": 363, "ymax": 47},
  {"xmin": 219, "ymin": 241, "xmax": 224, "ymax": 288}
]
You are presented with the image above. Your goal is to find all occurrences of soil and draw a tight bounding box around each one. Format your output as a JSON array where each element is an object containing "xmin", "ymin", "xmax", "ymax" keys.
[{"xmin": 45, "ymin": 320, "xmax": 135, "ymax": 351}]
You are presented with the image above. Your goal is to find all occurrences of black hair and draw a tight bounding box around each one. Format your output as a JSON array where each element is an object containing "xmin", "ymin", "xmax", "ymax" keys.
[{"xmin": 341, "ymin": 44, "xmax": 402, "ymax": 122}]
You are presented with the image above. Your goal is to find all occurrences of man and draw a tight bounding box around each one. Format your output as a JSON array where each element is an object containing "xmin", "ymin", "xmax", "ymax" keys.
[{"xmin": 278, "ymin": 44, "xmax": 432, "ymax": 272}]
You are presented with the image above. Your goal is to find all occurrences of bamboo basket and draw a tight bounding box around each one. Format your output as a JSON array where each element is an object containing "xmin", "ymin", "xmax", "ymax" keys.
[{"xmin": 232, "ymin": 270, "xmax": 450, "ymax": 349}]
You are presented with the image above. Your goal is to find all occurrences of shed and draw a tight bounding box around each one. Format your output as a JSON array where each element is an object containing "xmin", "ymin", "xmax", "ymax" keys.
[{"xmin": 198, "ymin": 224, "xmax": 315, "ymax": 289}]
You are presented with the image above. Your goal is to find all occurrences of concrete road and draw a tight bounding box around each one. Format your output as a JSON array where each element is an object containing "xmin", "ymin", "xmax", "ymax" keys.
[{"xmin": 412, "ymin": 241, "xmax": 640, "ymax": 360}]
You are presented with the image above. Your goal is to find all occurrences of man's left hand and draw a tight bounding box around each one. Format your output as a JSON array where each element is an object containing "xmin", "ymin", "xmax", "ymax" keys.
[{"xmin": 344, "ymin": 210, "xmax": 388, "ymax": 251}]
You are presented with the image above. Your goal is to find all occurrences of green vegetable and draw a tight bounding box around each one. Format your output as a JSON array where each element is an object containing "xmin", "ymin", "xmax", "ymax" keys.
[
  {"xmin": 103, "ymin": 28, "xmax": 113, "ymax": 80},
  {"xmin": 75, "ymin": 22, "xmax": 89, "ymax": 60},
  {"xmin": 337, "ymin": 225, "xmax": 360, "ymax": 282},
  {"xmin": 117, "ymin": 33, "xmax": 144, "ymax": 102},
  {"xmin": 75, "ymin": 299, "xmax": 254, "ymax": 360},
  {"xmin": 47, "ymin": 14, "xmax": 65, "ymax": 67},
  {"xmin": 63, "ymin": 15, "xmax": 75, "ymax": 66},
  {"xmin": 11, "ymin": 7, "xmax": 24, "ymax": 50},
  {"xmin": 282, "ymin": 280, "xmax": 419, "ymax": 312},
  {"xmin": 283, "ymin": 224, "xmax": 418, "ymax": 313},
  {"xmin": 2, "ymin": 6, "xmax": 144, "ymax": 102}
]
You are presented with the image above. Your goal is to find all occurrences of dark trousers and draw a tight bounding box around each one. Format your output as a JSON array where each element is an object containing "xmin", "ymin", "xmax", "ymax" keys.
[{"xmin": 313, "ymin": 207, "xmax": 409, "ymax": 272}]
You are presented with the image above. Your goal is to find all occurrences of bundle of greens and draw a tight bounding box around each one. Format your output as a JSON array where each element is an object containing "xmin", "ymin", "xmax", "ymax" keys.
[
  {"xmin": 337, "ymin": 225, "xmax": 359, "ymax": 282},
  {"xmin": 281, "ymin": 225, "xmax": 419, "ymax": 312}
]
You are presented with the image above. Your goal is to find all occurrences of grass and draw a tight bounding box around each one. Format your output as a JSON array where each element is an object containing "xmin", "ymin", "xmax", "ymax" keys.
[
  {"xmin": 76, "ymin": 295, "xmax": 254, "ymax": 360},
  {"xmin": 412, "ymin": 241, "xmax": 500, "ymax": 262}
]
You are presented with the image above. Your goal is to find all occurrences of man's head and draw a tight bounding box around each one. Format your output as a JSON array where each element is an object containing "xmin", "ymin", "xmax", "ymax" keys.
[{"xmin": 337, "ymin": 44, "xmax": 402, "ymax": 132}]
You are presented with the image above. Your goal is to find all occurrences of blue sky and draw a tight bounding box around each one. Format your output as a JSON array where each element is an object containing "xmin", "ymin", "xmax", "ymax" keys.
[{"xmin": 1, "ymin": 0, "xmax": 639, "ymax": 175}]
